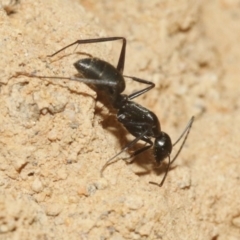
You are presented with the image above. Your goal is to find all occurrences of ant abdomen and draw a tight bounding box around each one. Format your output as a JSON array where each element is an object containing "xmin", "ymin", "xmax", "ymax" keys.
[{"xmin": 74, "ymin": 58, "xmax": 126, "ymax": 97}]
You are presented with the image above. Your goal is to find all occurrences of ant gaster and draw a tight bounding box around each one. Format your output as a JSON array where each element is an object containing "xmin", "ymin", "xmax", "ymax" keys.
[{"xmin": 24, "ymin": 37, "xmax": 194, "ymax": 187}]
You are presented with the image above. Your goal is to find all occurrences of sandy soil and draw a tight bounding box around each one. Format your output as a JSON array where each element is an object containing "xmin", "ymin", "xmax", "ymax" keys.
[{"xmin": 0, "ymin": 0, "xmax": 240, "ymax": 239}]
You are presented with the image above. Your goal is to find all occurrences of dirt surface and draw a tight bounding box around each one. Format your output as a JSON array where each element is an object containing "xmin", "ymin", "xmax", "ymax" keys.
[{"xmin": 0, "ymin": 0, "xmax": 240, "ymax": 239}]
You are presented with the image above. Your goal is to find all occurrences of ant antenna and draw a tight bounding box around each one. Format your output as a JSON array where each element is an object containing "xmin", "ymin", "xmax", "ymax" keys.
[{"xmin": 149, "ymin": 116, "xmax": 194, "ymax": 187}]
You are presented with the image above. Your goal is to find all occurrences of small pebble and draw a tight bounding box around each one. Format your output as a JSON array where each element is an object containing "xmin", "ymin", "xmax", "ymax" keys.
[
  {"xmin": 124, "ymin": 195, "xmax": 144, "ymax": 210},
  {"xmin": 45, "ymin": 203, "xmax": 62, "ymax": 216},
  {"xmin": 31, "ymin": 177, "xmax": 44, "ymax": 193}
]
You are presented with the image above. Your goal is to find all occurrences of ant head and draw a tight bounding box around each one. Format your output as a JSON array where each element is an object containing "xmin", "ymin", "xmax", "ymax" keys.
[{"xmin": 153, "ymin": 132, "xmax": 172, "ymax": 164}]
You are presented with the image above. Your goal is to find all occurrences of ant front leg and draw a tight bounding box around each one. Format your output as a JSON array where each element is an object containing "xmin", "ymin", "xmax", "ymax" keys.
[
  {"xmin": 122, "ymin": 136, "xmax": 153, "ymax": 163},
  {"xmin": 100, "ymin": 129, "xmax": 150, "ymax": 177},
  {"xmin": 126, "ymin": 137, "xmax": 153, "ymax": 162},
  {"xmin": 48, "ymin": 37, "xmax": 127, "ymax": 74}
]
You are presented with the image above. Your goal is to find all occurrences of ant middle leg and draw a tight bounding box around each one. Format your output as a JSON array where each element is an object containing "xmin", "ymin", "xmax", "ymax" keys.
[
  {"xmin": 48, "ymin": 37, "xmax": 127, "ymax": 74},
  {"xmin": 124, "ymin": 75, "xmax": 155, "ymax": 100}
]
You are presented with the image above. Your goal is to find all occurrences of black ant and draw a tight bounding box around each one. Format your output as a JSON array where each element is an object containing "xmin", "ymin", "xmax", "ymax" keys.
[{"xmin": 22, "ymin": 37, "xmax": 194, "ymax": 187}]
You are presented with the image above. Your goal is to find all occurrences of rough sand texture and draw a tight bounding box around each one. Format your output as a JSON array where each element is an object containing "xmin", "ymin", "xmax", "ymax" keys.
[{"xmin": 0, "ymin": 0, "xmax": 240, "ymax": 239}]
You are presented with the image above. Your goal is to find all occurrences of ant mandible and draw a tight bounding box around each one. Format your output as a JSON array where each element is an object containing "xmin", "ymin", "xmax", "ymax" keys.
[{"xmin": 26, "ymin": 37, "xmax": 194, "ymax": 187}]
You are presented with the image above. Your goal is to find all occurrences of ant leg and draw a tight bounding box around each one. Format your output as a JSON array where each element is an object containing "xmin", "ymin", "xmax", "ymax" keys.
[
  {"xmin": 48, "ymin": 37, "xmax": 127, "ymax": 74},
  {"xmin": 123, "ymin": 137, "xmax": 153, "ymax": 162},
  {"xmin": 17, "ymin": 72, "xmax": 120, "ymax": 89},
  {"xmin": 124, "ymin": 75, "xmax": 155, "ymax": 100},
  {"xmin": 100, "ymin": 129, "xmax": 149, "ymax": 177}
]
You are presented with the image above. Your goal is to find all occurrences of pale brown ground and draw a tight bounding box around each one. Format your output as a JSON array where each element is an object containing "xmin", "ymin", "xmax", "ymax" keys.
[{"xmin": 0, "ymin": 0, "xmax": 240, "ymax": 239}]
